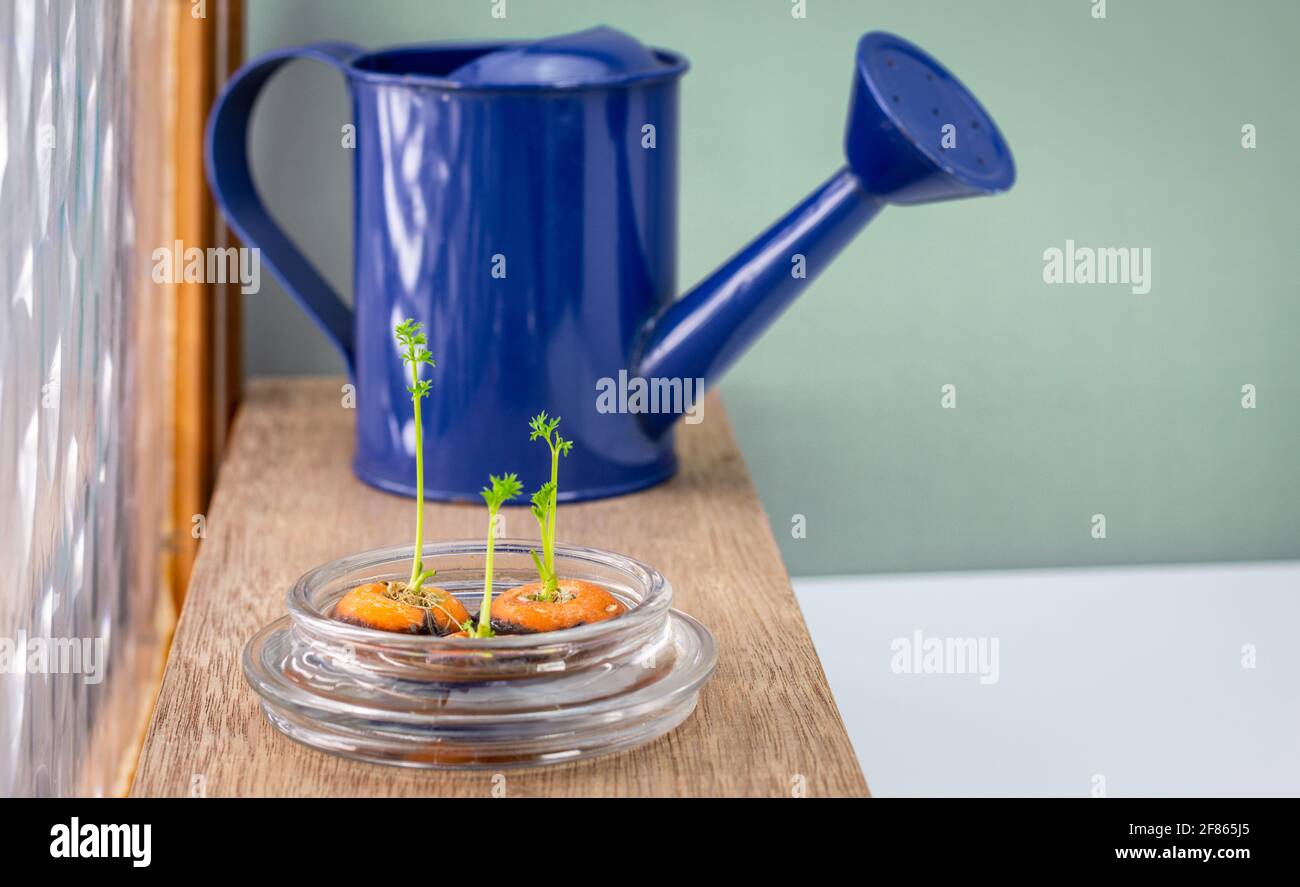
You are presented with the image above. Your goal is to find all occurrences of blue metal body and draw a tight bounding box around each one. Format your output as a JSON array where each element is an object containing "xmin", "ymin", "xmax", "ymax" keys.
[{"xmin": 206, "ymin": 28, "xmax": 1015, "ymax": 501}]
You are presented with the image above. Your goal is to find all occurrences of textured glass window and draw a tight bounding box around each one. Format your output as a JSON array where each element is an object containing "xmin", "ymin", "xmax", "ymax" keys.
[{"xmin": 0, "ymin": 0, "xmax": 173, "ymax": 797}]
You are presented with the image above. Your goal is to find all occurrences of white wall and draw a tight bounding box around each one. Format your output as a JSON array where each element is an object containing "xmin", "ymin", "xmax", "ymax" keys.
[{"xmin": 795, "ymin": 562, "xmax": 1300, "ymax": 797}]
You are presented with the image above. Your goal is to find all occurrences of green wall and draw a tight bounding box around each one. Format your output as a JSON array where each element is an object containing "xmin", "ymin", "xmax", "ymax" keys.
[{"xmin": 245, "ymin": 0, "xmax": 1300, "ymax": 575}]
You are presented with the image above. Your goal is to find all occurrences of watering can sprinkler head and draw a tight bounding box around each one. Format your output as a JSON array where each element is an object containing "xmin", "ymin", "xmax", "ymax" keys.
[
  {"xmin": 844, "ymin": 32, "xmax": 1015, "ymax": 204},
  {"xmin": 634, "ymin": 31, "xmax": 1015, "ymax": 434}
]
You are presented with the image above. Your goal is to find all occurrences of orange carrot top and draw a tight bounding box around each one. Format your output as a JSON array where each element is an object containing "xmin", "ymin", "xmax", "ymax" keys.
[
  {"xmin": 489, "ymin": 579, "xmax": 626, "ymax": 634},
  {"xmin": 335, "ymin": 581, "xmax": 468, "ymax": 635}
]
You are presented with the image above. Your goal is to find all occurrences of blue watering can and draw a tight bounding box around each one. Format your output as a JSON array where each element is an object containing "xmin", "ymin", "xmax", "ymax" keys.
[{"xmin": 207, "ymin": 27, "xmax": 1014, "ymax": 501}]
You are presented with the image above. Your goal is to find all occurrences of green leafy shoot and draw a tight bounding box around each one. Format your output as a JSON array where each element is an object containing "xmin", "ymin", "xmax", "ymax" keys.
[
  {"xmin": 527, "ymin": 481, "xmax": 556, "ymax": 592},
  {"xmin": 472, "ymin": 472, "xmax": 523, "ymax": 638},
  {"xmin": 527, "ymin": 412, "xmax": 573, "ymax": 602},
  {"xmin": 395, "ymin": 319, "xmax": 437, "ymax": 592}
]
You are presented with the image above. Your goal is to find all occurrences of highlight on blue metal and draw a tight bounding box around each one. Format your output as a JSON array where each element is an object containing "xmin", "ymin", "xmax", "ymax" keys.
[
  {"xmin": 206, "ymin": 27, "xmax": 1015, "ymax": 501},
  {"xmin": 447, "ymin": 24, "xmax": 675, "ymax": 87}
]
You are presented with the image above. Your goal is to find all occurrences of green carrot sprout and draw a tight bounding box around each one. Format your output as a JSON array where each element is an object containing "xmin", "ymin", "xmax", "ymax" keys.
[
  {"xmin": 471, "ymin": 472, "xmax": 523, "ymax": 638},
  {"xmin": 527, "ymin": 412, "xmax": 573, "ymax": 602},
  {"xmin": 395, "ymin": 319, "xmax": 437, "ymax": 593}
]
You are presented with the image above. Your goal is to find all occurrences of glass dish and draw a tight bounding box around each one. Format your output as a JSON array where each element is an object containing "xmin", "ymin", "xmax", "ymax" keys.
[{"xmin": 243, "ymin": 540, "xmax": 717, "ymax": 769}]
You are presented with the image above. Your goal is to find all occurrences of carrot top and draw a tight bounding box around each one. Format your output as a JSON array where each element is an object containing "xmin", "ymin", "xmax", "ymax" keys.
[
  {"xmin": 469, "ymin": 472, "xmax": 523, "ymax": 638},
  {"xmin": 395, "ymin": 318, "xmax": 438, "ymax": 593},
  {"xmin": 527, "ymin": 412, "xmax": 572, "ymax": 602}
]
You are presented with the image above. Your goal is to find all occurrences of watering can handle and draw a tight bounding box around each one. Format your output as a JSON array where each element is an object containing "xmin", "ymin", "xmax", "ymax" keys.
[{"xmin": 206, "ymin": 42, "xmax": 363, "ymax": 377}]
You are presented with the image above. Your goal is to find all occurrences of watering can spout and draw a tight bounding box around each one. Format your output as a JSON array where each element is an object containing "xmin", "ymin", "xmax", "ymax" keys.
[{"xmin": 634, "ymin": 31, "xmax": 1015, "ymax": 435}]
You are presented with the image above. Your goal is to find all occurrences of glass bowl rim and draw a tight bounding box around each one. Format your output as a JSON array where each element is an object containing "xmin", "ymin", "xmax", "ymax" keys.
[
  {"xmin": 243, "ymin": 607, "xmax": 717, "ymax": 726},
  {"xmin": 285, "ymin": 539, "xmax": 672, "ymax": 651}
]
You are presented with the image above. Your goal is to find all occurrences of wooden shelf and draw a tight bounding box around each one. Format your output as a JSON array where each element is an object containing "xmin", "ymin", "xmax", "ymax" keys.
[{"xmin": 133, "ymin": 378, "xmax": 868, "ymax": 797}]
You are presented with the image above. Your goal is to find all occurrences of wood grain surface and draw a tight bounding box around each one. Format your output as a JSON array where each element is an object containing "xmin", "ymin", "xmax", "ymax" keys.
[{"xmin": 132, "ymin": 378, "xmax": 868, "ymax": 797}]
